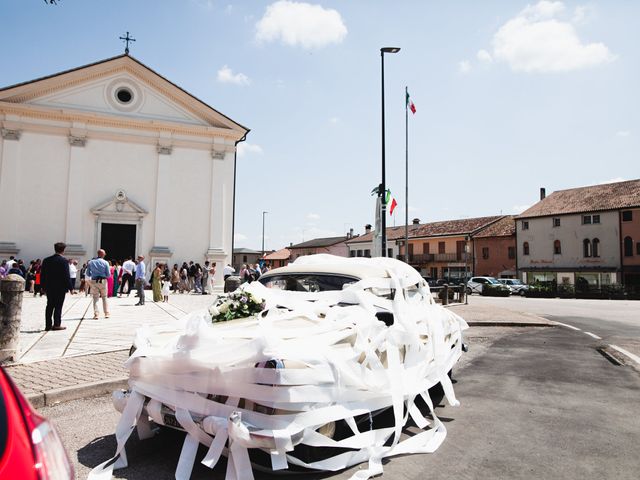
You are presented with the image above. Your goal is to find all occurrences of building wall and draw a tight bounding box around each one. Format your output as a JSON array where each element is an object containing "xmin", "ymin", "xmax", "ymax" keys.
[
  {"xmin": 347, "ymin": 239, "xmax": 400, "ymax": 259},
  {"xmin": 517, "ymin": 211, "xmax": 620, "ymax": 271},
  {"xmin": 0, "ymin": 128, "xmax": 235, "ymax": 286},
  {"xmin": 621, "ymin": 208, "xmax": 640, "ymax": 267},
  {"xmin": 473, "ymin": 236, "xmax": 516, "ymax": 277},
  {"xmin": 290, "ymin": 242, "xmax": 350, "ymax": 261}
]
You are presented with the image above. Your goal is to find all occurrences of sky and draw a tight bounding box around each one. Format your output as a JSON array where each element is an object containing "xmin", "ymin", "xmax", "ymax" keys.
[{"xmin": 1, "ymin": 1, "xmax": 638, "ymax": 251}]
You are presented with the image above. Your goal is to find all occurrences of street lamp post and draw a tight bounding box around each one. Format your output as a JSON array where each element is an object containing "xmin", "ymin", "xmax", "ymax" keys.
[
  {"xmin": 380, "ymin": 47, "xmax": 400, "ymax": 257},
  {"xmin": 261, "ymin": 211, "xmax": 268, "ymax": 258}
]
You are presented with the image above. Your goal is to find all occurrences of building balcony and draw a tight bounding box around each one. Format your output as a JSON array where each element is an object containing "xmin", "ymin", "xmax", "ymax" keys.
[{"xmin": 398, "ymin": 253, "xmax": 470, "ymax": 264}]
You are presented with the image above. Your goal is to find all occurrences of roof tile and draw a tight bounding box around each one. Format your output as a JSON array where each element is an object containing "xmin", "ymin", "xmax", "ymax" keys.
[{"xmin": 517, "ymin": 179, "xmax": 640, "ymax": 218}]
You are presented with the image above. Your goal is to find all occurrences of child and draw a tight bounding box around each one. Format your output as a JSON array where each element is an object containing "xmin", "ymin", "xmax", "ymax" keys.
[{"xmin": 162, "ymin": 277, "xmax": 171, "ymax": 302}]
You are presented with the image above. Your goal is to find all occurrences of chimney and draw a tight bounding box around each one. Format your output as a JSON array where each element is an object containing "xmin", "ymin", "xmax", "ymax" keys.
[
  {"xmin": 412, "ymin": 218, "xmax": 420, "ymax": 225},
  {"xmin": 349, "ymin": 228, "xmax": 354, "ymax": 238},
  {"xmin": 289, "ymin": 242, "xmax": 293, "ymax": 247},
  {"xmin": 540, "ymin": 187, "xmax": 546, "ymax": 200},
  {"xmin": 365, "ymin": 224, "xmax": 372, "ymax": 233}
]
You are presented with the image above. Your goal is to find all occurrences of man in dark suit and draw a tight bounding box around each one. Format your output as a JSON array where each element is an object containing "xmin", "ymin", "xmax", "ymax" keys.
[{"xmin": 40, "ymin": 242, "xmax": 71, "ymax": 331}]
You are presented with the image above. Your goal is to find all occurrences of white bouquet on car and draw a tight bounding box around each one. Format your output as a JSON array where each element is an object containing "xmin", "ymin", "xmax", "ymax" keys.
[{"xmin": 208, "ymin": 289, "xmax": 266, "ymax": 323}]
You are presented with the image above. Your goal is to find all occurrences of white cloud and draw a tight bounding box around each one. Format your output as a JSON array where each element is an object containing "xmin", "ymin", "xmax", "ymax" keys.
[
  {"xmin": 329, "ymin": 116, "xmax": 340, "ymax": 124},
  {"xmin": 616, "ymin": 130, "xmax": 630, "ymax": 137},
  {"xmin": 306, "ymin": 213, "xmax": 320, "ymax": 220},
  {"xmin": 234, "ymin": 233, "xmax": 248, "ymax": 241},
  {"xmin": 255, "ymin": 1, "xmax": 347, "ymax": 49},
  {"xmin": 237, "ymin": 142, "xmax": 263, "ymax": 157},
  {"xmin": 477, "ymin": 49, "xmax": 493, "ymax": 63},
  {"xmin": 296, "ymin": 226, "xmax": 339, "ymax": 242},
  {"xmin": 458, "ymin": 60, "xmax": 472, "ymax": 74},
  {"xmin": 572, "ymin": 5, "xmax": 594, "ymax": 25},
  {"xmin": 485, "ymin": 1, "xmax": 615, "ymax": 73},
  {"xmin": 217, "ymin": 65, "xmax": 251, "ymax": 86},
  {"xmin": 521, "ymin": 0, "xmax": 565, "ymax": 20}
]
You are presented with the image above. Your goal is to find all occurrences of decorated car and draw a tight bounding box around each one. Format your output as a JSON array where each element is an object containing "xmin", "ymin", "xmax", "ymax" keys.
[{"xmin": 91, "ymin": 255, "xmax": 468, "ymax": 480}]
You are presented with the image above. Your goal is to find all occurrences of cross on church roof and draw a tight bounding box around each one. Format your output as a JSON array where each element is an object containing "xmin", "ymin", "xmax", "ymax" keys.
[{"xmin": 119, "ymin": 31, "xmax": 136, "ymax": 55}]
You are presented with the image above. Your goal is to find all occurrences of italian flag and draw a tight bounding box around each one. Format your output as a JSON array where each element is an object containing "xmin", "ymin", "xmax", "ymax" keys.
[
  {"xmin": 385, "ymin": 190, "xmax": 398, "ymax": 215},
  {"xmin": 406, "ymin": 90, "xmax": 416, "ymax": 114}
]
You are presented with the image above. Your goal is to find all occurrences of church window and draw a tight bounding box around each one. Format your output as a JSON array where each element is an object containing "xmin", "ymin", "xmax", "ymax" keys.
[{"xmin": 116, "ymin": 87, "xmax": 134, "ymax": 104}]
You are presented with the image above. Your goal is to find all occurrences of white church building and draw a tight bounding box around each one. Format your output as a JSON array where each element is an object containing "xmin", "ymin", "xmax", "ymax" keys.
[{"xmin": 0, "ymin": 54, "xmax": 248, "ymax": 285}]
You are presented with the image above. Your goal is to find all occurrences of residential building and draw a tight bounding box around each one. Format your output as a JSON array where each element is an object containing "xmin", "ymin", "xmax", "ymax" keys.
[
  {"xmin": 232, "ymin": 248, "xmax": 262, "ymax": 271},
  {"xmin": 621, "ymin": 206, "xmax": 640, "ymax": 286},
  {"xmin": 404, "ymin": 216, "xmax": 503, "ymax": 281},
  {"xmin": 288, "ymin": 236, "xmax": 350, "ymax": 261},
  {"xmin": 516, "ymin": 180, "xmax": 640, "ymax": 287},
  {"xmin": 472, "ymin": 216, "xmax": 517, "ymax": 278},
  {"xmin": 264, "ymin": 248, "xmax": 290, "ymax": 269},
  {"xmin": 346, "ymin": 222, "xmax": 421, "ymax": 260}
]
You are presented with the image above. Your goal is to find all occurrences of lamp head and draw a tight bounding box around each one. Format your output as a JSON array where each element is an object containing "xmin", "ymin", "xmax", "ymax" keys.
[{"xmin": 381, "ymin": 47, "xmax": 401, "ymax": 54}]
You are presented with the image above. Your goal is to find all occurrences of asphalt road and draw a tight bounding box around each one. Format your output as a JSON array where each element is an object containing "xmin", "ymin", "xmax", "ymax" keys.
[
  {"xmin": 469, "ymin": 296, "xmax": 640, "ymax": 365},
  {"xmin": 42, "ymin": 324, "xmax": 640, "ymax": 480}
]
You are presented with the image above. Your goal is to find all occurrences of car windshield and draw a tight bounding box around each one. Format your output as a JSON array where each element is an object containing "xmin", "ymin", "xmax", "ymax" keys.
[
  {"xmin": 509, "ymin": 279, "xmax": 523, "ymax": 285},
  {"xmin": 259, "ymin": 273, "xmax": 359, "ymax": 292},
  {"xmin": 487, "ymin": 278, "xmax": 501, "ymax": 284}
]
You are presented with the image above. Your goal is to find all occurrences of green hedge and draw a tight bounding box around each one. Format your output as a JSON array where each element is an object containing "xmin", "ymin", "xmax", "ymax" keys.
[
  {"xmin": 481, "ymin": 285, "xmax": 510, "ymax": 297},
  {"xmin": 525, "ymin": 285, "xmax": 555, "ymax": 298}
]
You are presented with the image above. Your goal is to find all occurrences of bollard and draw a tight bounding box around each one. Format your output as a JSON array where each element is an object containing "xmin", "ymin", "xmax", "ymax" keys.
[
  {"xmin": 0, "ymin": 274, "xmax": 26, "ymax": 363},
  {"xmin": 459, "ymin": 285, "xmax": 466, "ymax": 304},
  {"xmin": 224, "ymin": 275, "xmax": 241, "ymax": 293},
  {"xmin": 442, "ymin": 284, "xmax": 449, "ymax": 305}
]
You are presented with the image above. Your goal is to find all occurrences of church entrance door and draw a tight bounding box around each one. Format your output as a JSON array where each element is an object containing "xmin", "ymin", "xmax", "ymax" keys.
[{"xmin": 100, "ymin": 223, "xmax": 136, "ymax": 263}]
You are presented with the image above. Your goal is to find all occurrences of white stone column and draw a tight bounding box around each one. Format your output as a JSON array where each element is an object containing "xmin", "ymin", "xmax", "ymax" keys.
[
  {"xmin": 64, "ymin": 133, "xmax": 88, "ymax": 256},
  {"xmin": 0, "ymin": 129, "xmax": 22, "ymax": 249},
  {"xmin": 207, "ymin": 146, "xmax": 234, "ymax": 289},
  {"xmin": 152, "ymin": 145, "xmax": 173, "ymax": 249}
]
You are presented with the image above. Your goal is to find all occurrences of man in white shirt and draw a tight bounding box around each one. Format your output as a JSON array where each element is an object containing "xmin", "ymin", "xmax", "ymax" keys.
[
  {"xmin": 223, "ymin": 264, "xmax": 235, "ymax": 280},
  {"xmin": 68, "ymin": 259, "xmax": 78, "ymax": 294},
  {"xmin": 120, "ymin": 256, "xmax": 136, "ymax": 296}
]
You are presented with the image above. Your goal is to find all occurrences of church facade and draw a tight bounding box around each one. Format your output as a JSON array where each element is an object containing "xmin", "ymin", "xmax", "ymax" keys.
[{"xmin": 0, "ymin": 54, "xmax": 248, "ymax": 286}]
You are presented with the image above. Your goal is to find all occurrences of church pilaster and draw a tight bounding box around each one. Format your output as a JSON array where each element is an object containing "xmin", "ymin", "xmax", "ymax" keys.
[
  {"xmin": 151, "ymin": 142, "xmax": 172, "ymax": 258},
  {"xmin": 0, "ymin": 130, "xmax": 22, "ymax": 247},
  {"xmin": 64, "ymin": 131, "xmax": 87, "ymax": 253},
  {"xmin": 207, "ymin": 146, "xmax": 234, "ymax": 288}
]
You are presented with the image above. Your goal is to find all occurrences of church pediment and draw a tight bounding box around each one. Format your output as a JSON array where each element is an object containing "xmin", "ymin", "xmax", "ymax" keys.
[
  {"xmin": 91, "ymin": 190, "xmax": 148, "ymax": 221},
  {"xmin": 0, "ymin": 55, "xmax": 247, "ymax": 135}
]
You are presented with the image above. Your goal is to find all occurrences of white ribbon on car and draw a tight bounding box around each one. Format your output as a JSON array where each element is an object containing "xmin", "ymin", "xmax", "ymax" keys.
[{"xmin": 88, "ymin": 254, "xmax": 467, "ymax": 480}]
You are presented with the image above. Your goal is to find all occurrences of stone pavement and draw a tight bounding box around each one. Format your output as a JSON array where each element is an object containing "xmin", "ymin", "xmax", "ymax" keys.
[
  {"xmin": 4, "ymin": 290, "xmax": 216, "ymax": 407},
  {"xmin": 3, "ymin": 292, "xmax": 553, "ymax": 408}
]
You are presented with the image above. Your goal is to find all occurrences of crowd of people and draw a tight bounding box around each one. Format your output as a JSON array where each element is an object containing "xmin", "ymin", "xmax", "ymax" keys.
[{"xmin": 1, "ymin": 244, "xmax": 279, "ymax": 333}]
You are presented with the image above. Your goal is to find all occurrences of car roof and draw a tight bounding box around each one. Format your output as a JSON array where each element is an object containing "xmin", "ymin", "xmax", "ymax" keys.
[{"xmin": 261, "ymin": 262, "xmax": 391, "ymax": 280}]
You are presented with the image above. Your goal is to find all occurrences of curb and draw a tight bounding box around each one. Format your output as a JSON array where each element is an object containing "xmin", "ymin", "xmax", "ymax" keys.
[
  {"xmin": 467, "ymin": 322, "xmax": 555, "ymax": 328},
  {"xmin": 27, "ymin": 377, "xmax": 128, "ymax": 408}
]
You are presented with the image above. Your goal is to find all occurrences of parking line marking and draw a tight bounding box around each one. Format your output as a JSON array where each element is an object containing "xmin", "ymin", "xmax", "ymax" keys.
[
  {"xmin": 609, "ymin": 344, "xmax": 640, "ymax": 366},
  {"xmin": 583, "ymin": 332, "xmax": 601, "ymax": 340},
  {"xmin": 553, "ymin": 321, "xmax": 581, "ymax": 331}
]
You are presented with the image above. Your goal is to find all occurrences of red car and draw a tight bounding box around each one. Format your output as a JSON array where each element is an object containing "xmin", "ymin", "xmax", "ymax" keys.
[{"xmin": 0, "ymin": 366, "xmax": 74, "ymax": 479}]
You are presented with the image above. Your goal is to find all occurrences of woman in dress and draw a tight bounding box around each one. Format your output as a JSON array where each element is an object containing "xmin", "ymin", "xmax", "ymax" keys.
[
  {"xmin": 107, "ymin": 261, "xmax": 115, "ymax": 297},
  {"xmin": 152, "ymin": 263, "xmax": 163, "ymax": 302},
  {"xmin": 112, "ymin": 260, "xmax": 120, "ymax": 297}
]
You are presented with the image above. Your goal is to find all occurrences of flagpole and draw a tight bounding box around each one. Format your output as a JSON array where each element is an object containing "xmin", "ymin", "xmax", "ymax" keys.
[{"xmin": 404, "ymin": 86, "xmax": 409, "ymax": 264}]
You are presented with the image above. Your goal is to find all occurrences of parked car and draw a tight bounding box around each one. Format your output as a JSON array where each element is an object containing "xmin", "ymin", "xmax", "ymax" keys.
[
  {"xmin": 497, "ymin": 278, "xmax": 529, "ymax": 295},
  {"xmin": 466, "ymin": 276, "xmax": 511, "ymax": 294},
  {"xmin": 0, "ymin": 366, "xmax": 74, "ymax": 480},
  {"xmin": 108, "ymin": 255, "xmax": 468, "ymax": 479}
]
